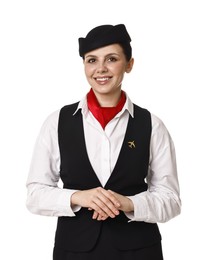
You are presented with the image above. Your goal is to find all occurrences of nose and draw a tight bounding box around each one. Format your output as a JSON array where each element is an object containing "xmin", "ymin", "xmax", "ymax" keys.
[{"xmin": 97, "ymin": 61, "xmax": 108, "ymax": 74}]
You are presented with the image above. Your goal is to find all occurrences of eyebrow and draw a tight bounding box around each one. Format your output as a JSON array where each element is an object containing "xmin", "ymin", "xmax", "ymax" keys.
[{"xmin": 85, "ymin": 53, "xmax": 120, "ymax": 59}]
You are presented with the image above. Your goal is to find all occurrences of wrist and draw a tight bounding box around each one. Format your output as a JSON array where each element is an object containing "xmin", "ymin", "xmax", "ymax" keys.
[
  {"xmin": 126, "ymin": 197, "xmax": 134, "ymax": 213},
  {"xmin": 70, "ymin": 190, "xmax": 81, "ymax": 207}
]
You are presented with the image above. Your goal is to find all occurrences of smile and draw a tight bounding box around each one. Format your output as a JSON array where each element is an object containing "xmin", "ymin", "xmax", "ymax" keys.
[{"xmin": 94, "ymin": 77, "xmax": 112, "ymax": 84}]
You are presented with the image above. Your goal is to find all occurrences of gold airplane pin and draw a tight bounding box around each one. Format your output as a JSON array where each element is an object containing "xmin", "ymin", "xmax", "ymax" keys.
[{"xmin": 128, "ymin": 140, "xmax": 136, "ymax": 148}]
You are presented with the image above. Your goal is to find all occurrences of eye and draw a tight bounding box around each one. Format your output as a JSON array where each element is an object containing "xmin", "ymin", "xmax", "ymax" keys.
[
  {"xmin": 107, "ymin": 56, "xmax": 117, "ymax": 62},
  {"xmin": 86, "ymin": 58, "xmax": 96, "ymax": 63}
]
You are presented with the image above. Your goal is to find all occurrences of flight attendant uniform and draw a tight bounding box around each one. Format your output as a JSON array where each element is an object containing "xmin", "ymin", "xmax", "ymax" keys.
[{"xmin": 53, "ymin": 98, "xmax": 163, "ymax": 260}]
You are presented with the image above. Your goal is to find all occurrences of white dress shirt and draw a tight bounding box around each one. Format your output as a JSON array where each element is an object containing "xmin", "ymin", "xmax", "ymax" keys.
[{"xmin": 26, "ymin": 94, "xmax": 181, "ymax": 223}]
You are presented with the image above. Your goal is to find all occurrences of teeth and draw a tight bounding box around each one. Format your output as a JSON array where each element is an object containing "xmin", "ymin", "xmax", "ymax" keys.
[{"xmin": 96, "ymin": 77, "xmax": 109, "ymax": 81}]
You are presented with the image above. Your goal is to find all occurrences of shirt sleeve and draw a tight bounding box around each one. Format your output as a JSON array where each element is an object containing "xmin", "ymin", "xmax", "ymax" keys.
[
  {"xmin": 126, "ymin": 114, "xmax": 181, "ymax": 223},
  {"xmin": 26, "ymin": 110, "xmax": 79, "ymax": 217}
]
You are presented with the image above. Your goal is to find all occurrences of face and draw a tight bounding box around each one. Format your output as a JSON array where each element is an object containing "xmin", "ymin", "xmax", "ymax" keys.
[{"xmin": 83, "ymin": 44, "xmax": 134, "ymax": 100}]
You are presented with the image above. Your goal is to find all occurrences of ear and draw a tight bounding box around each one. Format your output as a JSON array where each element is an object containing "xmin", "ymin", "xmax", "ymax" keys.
[{"xmin": 125, "ymin": 58, "xmax": 134, "ymax": 73}]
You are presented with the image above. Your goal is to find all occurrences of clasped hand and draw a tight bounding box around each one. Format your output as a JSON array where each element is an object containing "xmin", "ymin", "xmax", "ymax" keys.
[{"xmin": 71, "ymin": 187, "xmax": 133, "ymax": 221}]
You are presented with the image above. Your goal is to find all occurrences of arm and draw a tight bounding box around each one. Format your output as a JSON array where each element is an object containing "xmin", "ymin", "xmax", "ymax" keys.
[
  {"xmin": 26, "ymin": 110, "xmax": 121, "ymax": 218},
  {"xmin": 126, "ymin": 114, "xmax": 181, "ymax": 223},
  {"xmin": 26, "ymin": 110, "xmax": 78, "ymax": 217},
  {"xmin": 88, "ymin": 114, "xmax": 181, "ymax": 222}
]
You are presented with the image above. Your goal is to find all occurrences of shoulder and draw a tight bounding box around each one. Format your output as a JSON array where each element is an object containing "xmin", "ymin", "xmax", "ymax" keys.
[
  {"xmin": 36, "ymin": 110, "xmax": 61, "ymax": 143},
  {"xmin": 150, "ymin": 113, "xmax": 174, "ymax": 149},
  {"xmin": 133, "ymin": 104, "xmax": 151, "ymax": 120},
  {"xmin": 42, "ymin": 102, "xmax": 79, "ymax": 129},
  {"xmin": 150, "ymin": 113, "xmax": 169, "ymax": 134},
  {"xmin": 133, "ymin": 104, "xmax": 170, "ymax": 137},
  {"xmin": 59, "ymin": 102, "xmax": 80, "ymax": 118},
  {"xmin": 132, "ymin": 104, "xmax": 166, "ymax": 132},
  {"xmin": 41, "ymin": 101, "xmax": 81, "ymax": 134},
  {"xmin": 41, "ymin": 110, "xmax": 60, "ymax": 131},
  {"xmin": 60, "ymin": 102, "xmax": 80, "ymax": 111},
  {"xmin": 133, "ymin": 105, "xmax": 169, "ymax": 137},
  {"xmin": 151, "ymin": 113, "xmax": 165, "ymax": 127}
]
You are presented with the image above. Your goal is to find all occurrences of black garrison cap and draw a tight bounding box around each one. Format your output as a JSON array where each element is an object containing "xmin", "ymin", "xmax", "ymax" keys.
[{"xmin": 78, "ymin": 24, "xmax": 132, "ymax": 59}]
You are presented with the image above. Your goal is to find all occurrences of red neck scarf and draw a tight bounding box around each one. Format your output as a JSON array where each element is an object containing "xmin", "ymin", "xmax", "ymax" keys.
[{"xmin": 87, "ymin": 89, "xmax": 126, "ymax": 129}]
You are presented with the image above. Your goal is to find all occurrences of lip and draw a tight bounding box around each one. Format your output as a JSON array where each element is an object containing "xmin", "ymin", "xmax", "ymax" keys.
[{"xmin": 94, "ymin": 76, "xmax": 112, "ymax": 84}]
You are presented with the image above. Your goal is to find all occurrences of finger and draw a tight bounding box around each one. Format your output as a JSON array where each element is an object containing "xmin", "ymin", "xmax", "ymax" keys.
[
  {"xmin": 96, "ymin": 212, "xmax": 109, "ymax": 221},
  {"xmin": 92, "ymin": 198, "xmax": 117, "ymax": 218},
  {"xmin": 98, "ymin": 214, "xmax": 108, "ymax": 221},
  {"xmin": 96, "ymin": 191, "xmax": 120, "ymax": 216},
  {"xmin": 88, "ymin": 188, "xmax": 119, "ymax": 218},
  {"xmin": 89, "ymin": 201, "xmax": 109, "ymax": 218},
  {"xmin": 92, "ymin": 211, "xmax": 99, "ymax": 220},
  {"xmin": 92, "ymin": 211, "xmax": 108, "ymax": 221},
  {"xmin": 100, "ymin": 188, "xmax": 120, "ymax": 208}
]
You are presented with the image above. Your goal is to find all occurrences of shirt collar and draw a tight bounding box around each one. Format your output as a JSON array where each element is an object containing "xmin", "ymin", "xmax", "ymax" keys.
[
  {"xmin": 73, "ymin": 91, "xmax": 134, "ymax": 118},
  {"xmin": 120, "ymin": 92, "xmax": 134, "ymax": 118}
]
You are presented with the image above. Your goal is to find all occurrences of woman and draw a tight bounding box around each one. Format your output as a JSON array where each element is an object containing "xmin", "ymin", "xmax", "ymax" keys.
[{"xmin": 26, "ymin": 24, "xmax": 181, "ymax": 260}]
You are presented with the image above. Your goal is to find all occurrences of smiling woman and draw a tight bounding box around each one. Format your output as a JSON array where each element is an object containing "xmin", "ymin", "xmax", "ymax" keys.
[
  {"xmin": 26, "ymin": 24, "xmax": 181, "ymax": 260},
  {"xmin": 83, "ymin": 44, "xmax": 134, "ymax": 107}
]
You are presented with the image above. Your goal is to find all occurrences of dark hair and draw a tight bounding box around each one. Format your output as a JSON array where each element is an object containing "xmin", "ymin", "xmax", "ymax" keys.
[{"xmin": 119, "ymin": 42, "xmax": 132, "ymax": 61}]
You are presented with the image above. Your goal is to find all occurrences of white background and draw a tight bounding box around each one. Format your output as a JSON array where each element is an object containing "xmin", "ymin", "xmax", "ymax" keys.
[{"xmin": 0, "ymin": 0, "xmax": 208, "ymax": 259}]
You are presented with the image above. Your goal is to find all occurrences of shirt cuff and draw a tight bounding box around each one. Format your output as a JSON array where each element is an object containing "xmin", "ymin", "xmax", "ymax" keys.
[
  {"xmin": 125, "ymin": 194, "xmax": 148, "ymax": 222},
  {"xmin": 57, "ymin": 189, "xmax": 80, "ymax": 216}
]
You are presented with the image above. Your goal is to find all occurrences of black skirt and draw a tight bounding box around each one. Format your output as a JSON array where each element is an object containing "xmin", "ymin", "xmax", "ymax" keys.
[{"xmin": 53, "ymin": 225, "xmax": 163, "ymax": 260}]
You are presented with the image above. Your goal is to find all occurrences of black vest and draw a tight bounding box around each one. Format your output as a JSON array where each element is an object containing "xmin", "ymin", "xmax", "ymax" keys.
[{"xmin": 54, "ymin": 103, "xmax": 161, "ymax": 252}]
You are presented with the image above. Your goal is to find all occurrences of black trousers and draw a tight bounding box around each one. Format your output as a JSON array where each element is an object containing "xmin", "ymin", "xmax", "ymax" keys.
[{"xmin": 53, "ymin": 226, "xmax": 163, "ymax": 260}]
